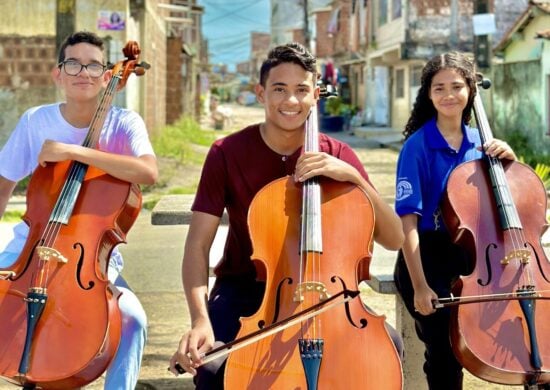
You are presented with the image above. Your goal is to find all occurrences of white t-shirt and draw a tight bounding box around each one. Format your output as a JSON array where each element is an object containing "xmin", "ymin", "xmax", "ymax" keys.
[{"xmin": 0, "ymin": 102, "xmax": 155, "ymax": 272}]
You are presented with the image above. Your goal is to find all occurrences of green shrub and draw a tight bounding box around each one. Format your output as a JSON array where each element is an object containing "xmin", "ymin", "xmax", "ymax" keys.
[
  {"xmin": 324, "ymin": 97, "xmax": 351, "ymax": 117},
  {"xmin": 151, "ymin": 116, "xmax": 217, "ymax": 164},
  {"xmin": 508, "ymin": 131, "xmax": 550, "ymax": 167},
  {"xmin": 533, "ymin": 163, "xmax": 550, "ymax": 190}
]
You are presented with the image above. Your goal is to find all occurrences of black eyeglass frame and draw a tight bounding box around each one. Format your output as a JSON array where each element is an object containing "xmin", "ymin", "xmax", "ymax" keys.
[{"xmin": 57, "ymin": 60, "xmax": 107, "ymax": 78}]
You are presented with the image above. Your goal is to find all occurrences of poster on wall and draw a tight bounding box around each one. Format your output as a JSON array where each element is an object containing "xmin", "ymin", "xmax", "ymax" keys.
[{"xmin": 97, "ymin": 11, "xmax": 126, "ymax": 31}]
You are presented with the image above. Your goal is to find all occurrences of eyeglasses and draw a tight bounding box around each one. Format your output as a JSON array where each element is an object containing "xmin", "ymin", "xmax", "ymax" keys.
[{"xmin": 58, "ymin": 60, "xmax": 106, "ymax": 78}]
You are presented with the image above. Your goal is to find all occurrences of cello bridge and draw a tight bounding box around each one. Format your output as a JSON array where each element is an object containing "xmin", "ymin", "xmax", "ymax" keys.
[
  {"xmin": 501, "ymin": 249, "xmax": 530, "ymax": 265},
  {"xmin": 36, "ymin": 246, "xmax": 68, "ymax": 263},
  {"xmin": 294, "ymin": 282, "xmax": 330, "ymax": 302}
]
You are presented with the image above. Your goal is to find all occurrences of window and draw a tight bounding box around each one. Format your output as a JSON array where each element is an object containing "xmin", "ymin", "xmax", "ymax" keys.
[
  {"xmin": 410, "ymin": 65, "xmax": 422, "ymax": 87},
  {"xmin": 392, "ymin": 0, "xmax": 402, "ymax": 19},
  {"xmin": 395, "ymin": 68, "xmax": 404, "ymax": 98},
  {"xmin": 379, "ymin": 0, "xmax": 388, "ymax": 26}
]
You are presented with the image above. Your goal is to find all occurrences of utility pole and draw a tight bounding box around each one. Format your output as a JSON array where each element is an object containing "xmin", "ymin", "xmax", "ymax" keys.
[
  {"xmin": 450, "ymin": 0, "xmax": 458, "ymax": 48},
  {"xmin": 473, "ymin": 0, "xmax": 490, "ymax": 69},
  {"xmin": 303, "ymin": 0, "xmax": 311, "ymax": 50},
  {"xmin": 56, "ymin": 0, "xmax": 76, "ymax": 56}
]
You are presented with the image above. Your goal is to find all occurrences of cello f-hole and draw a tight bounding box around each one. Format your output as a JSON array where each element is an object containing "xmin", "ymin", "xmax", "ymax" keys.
[
  {"xmin": 267, "ymin": 277, "xmax": 293, "ymax": 325},
  {"xmin": 73, "ymin": 242, "xmax": 94, "ymax": 290},
  {"xmin": 530, "ymin": 242, "xmax": 550, "ymax": 283},
  {"xmin": 478, "ymin": 243, "xmax": 497, "ymax": 286}
]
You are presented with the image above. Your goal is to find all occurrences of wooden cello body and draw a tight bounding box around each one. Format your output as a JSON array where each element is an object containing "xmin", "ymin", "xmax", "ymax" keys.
[
  {"xmin": 0, "ymin": 41, "xmax": 148, "ymax": 389},
  {"xmin": 441, "ymin": 77, "xmax": 550, "ymax": 385},
  {"xmin": 0, "ymin": 163, "xmax": 141, "ymax": 388},
  {"xmin": 224, "ymin": 106, "xmax": 402, "ymax": 389}
]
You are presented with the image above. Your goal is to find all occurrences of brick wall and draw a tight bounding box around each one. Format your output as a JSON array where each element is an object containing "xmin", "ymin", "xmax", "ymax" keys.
[
  {"xmin": 291, "ymin": 29, "xmax": 305, "ymax": 46},
  {"xmin": 166, "ymin": 37, "xmax": 183, "ymax": 124},
  {"xmin": 0, "ymin": 35, "xmax": 57, "ymax": 147},
  {"xmin": 0, "ymin": 35, "xmax": 57, "ymax": 88},
  {"xmin": 315, "ymin": 10, "xmax": 333, "ymax": 58},
  {"xmin": 332, "ymin": 0, "xmax": 351, "ymax": 56},
  {"xmin": 251, "ymin": 32, "xmax": 271, "ymax": 53},
  {"xmin": 137, "ymin": 3, "xmax": 168, "ymax": 135}
]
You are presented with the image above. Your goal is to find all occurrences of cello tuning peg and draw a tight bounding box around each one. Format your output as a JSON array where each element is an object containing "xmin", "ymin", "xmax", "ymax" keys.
[
  {"xmin": 138, "ymin": 61, "xmax": 151, "ymax": 70},
  {"xmin": 475, "ymin": 72, "xmax": 491, "ymax": 90}
]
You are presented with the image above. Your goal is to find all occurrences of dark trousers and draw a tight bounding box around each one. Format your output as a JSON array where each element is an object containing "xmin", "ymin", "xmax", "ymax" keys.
[
  {"xmin": 394, "ymin": 231, "xmax": 550, "ymax": 390},
  {"xmin": 394, "ymin": 231, "xmax": 468, "ymax": 390},
  {"xmin": 194, "ymin": 278, "xmax": 265, "ymax": 390},
  {"xmin": 194, "ymin": 278, "xmax": 404, "ymax": 389}
]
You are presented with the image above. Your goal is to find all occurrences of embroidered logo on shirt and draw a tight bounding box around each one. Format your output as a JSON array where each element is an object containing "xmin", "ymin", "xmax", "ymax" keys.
[{"xmin": 396, "ymin": 180, "xmax": 413, "ymax": 201}]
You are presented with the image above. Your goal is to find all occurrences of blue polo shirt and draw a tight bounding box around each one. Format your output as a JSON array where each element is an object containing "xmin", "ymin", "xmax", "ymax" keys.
[{"xmin": 395, "ymin": 118, "xmax": 482, "ymax": 232}]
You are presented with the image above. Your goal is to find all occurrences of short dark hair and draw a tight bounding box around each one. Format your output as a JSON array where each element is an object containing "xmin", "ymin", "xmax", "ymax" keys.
[
  {"xmin": 57, "ymin": 31, "xmax": 104, "ymax": 64},
  {"xmin": 259, "ymin": 42, "xmax": 317, "ymax": 86}
]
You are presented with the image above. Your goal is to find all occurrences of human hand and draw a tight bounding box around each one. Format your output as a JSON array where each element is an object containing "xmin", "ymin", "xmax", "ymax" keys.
[
  {"xmin": 479, "ymin": 139, "xmax": 517, "ymax": 161},
  {"xmin": 169, "ymin": 319, "xmax": 215, "ymax": 376},
  {"xmin": 294, "ymin": 152, "xmax": 356, "ymax": 183},
  {"xmin": 413, "ymin": 285, "xmax": 439, "ymax": 316},
  {"xmin": 38, "ymin": 140, "xmax": 76, "ymax": 167}
]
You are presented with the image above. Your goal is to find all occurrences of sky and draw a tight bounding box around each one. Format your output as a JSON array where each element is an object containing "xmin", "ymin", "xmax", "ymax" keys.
[{"xmin": 198, "ymin": 0, "xmax": 271, "ymax": 72}]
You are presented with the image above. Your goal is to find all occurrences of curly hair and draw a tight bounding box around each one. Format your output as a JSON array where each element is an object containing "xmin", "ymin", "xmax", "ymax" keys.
[
  {"xmin": 259, "ymin": 42, "xmax": 317, "ymax": 86},
  {"xmin": 403, "ymin": 51, "xmax": 476, "ymax": 139},
  {"xmin": 57, "ymin": 31, "xmax": 104, "ymax": 64}
]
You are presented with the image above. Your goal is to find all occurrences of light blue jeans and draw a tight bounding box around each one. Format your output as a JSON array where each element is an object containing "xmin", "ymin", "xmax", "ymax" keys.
[
  {"xmin": 107, "ymin": 268, "xmax": 148, "ymax": 390},
  {"xmin": 0, "ymin": 251, "xmax": 147, "ymax": 390}
]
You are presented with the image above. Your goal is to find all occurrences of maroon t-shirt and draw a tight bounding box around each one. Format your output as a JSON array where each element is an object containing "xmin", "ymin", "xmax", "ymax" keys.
[{"xmin": 193, "ymin": 124, "xmax": 372, "ymax": 280}]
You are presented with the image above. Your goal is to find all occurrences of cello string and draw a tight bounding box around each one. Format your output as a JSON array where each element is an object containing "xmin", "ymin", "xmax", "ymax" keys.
[
  {"xmin": 473, "ymin": 89, "xmax": 531, "ymax": 290},
  {"xmin": 35, "ymin": 75, "xmax": 119, "ymax": 288}
]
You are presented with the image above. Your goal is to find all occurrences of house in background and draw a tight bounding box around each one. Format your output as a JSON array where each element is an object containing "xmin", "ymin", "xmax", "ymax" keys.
[
  {"xmin": 0, "ymin": 0, "xmax": 205, "ymax": 147},
  {"xmin": 362, "ymin": 0, "xmax": 528, "ymax": 130},
  {"xmin": 491, "ymin": 0, "xmax": 550, "ymax": 154}
]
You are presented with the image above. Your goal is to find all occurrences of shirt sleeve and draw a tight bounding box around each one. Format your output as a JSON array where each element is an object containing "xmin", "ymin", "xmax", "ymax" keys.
[
  {"xmin": 98, "ymin": 108, "xmax": 155, "ymax": 158},
  {"xmin": 0, "ymin": 110, "xmax": 36, "ymax": 181},
  {"xmin": 124, "ymin": 111, "xmax": 155, "ymax": 157},
  {"xmin": 395, "ymin": 138, "xmax": 424, "ymax": 217},
  {"xmin": 192, "ymin": 143, "xmax": 227, "ymax": 217}
]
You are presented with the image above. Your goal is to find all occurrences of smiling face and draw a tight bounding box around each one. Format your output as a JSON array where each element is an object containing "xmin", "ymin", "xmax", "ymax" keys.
[
  {"xmin": 429, "ymin": 68, "xmax": 470, "ymax": 122},
  {"xmin": 255, "ymin": 62, "xmax": 319, "ymax": 134},
  {"xmin": 52, "ymin": 42, "xmax": 110, "ymax": 103}
]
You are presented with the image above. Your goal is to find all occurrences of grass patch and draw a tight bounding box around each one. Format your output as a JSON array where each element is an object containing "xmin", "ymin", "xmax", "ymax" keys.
[
  {"xmin": 168, "ymin": 186, "xmax": 197, "ymax": 195},
  {"xmin": 142, "ymin": 196, "xmax": 161, "ymax": 211},
  {"xmin": 1, "ymin": 210, "xmax": 24, "ymax": 223},
  {"xmin": 151, "ymin": 116, "xmax": 219, "ymax": 164}
]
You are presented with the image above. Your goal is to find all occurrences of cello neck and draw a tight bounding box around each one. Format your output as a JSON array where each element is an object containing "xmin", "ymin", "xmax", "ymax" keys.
[
  {"xmin": 301, "ymin": 105, "xmax": 322, "ymax": 253},
  {"xmin": 81, "ymin": 75, "xmax": 121, "ymax": 149},
  {"xmin": 472, "ymin": 81, "xmax": 522, "ymax": 230}
]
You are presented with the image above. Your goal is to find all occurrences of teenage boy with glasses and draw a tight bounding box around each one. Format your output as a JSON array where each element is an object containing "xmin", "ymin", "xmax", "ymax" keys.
[{"xmin": 0, "ymin": 31, "xmax": 157, "ymax": 389}]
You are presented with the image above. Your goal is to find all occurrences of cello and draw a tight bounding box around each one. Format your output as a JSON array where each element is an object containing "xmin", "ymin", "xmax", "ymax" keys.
[
  {"xmin": 0, "ymin": 41, "xmax": 149, "ymax": 389},
  {"xmin": 440, "ymin": 75, "xmax": 550, "ymax": 386},
  {"xmin": 217, "ymin": 98, "xmax": 402, "ymax": 388}
]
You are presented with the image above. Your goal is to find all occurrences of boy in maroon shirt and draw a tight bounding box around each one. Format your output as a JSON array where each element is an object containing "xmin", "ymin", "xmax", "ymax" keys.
[{"xmin": 170, "ymin": 42, "xmax": 404, "ymax": 388}]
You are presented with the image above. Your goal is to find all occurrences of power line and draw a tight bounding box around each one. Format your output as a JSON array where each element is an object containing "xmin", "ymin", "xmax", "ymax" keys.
[{"xmin": 202, "ymin": 0, "xmax": 263, "ymax": 25}]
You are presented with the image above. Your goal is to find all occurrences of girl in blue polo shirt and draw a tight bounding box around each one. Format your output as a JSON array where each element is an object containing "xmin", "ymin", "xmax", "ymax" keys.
[{"xmin": 393, "ymin": 52, "xmax": 516, "ymax": 389}]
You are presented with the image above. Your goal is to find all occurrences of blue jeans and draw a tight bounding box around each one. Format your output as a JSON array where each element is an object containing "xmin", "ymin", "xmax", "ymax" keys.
[{"xmin": 105, "ymin": 270, "xmax": 147, "ymax": 390}]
